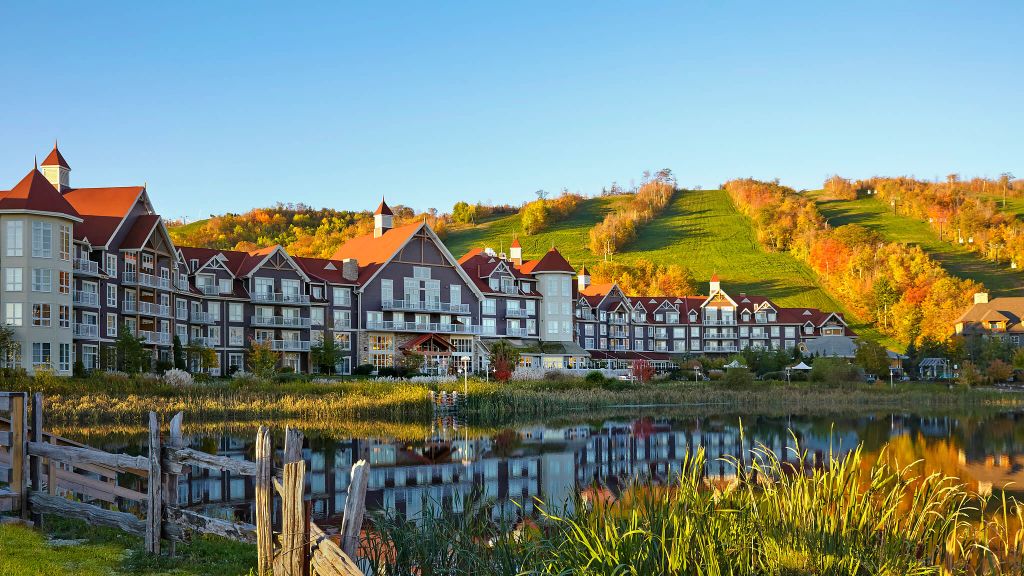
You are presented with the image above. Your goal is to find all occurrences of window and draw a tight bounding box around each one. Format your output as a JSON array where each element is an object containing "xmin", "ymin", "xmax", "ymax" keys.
[
  {"xmin": 312, "ymin": 286, "xmax": 323, "ymax": 299},
  {"xmin": 380, "ymin": 279, "xmax": 393, "ymax": 302},
  {"xmin": 141, "ymin": 253, "xmax": 154, "ymax": 271},
  {"xmin": 106, "ymin": 313, "xmax": 118, "ymax": 337},
  {"xmin": 59, "ymin": 343, "xmax": 71, "ymax": 372},
  {"xmin": 335, "ymin": 332, "xmax": 351, "ymax": 350},
  {"xmin": 59, "ymin": 225, "xmax": 71, "ymax": 260},
  {"xmin": 6, "ymin": 221, "xmax": 23, "ymax": 256},
  {"xmin": 219, "ymin": 279, "xmax": 232, "ymax": 294},
  {"xmin": 31, "ymin": 222, "xmax": 52, "ymax": 258},
  {"xmin": 82, "ymin": 345, "xmax": 98, "ymax": 370},
  {"xmin": 254, "ymin": 277, "xmax": 274, "ymax": 295},
  {"xmin": 482, "ymin": 318, "xmax": 496, "ymax": 335},
  {"xmin": 5, "ymin": 268, "xmax": 22, "ymax": 291},
  {"xmin": 413, "ymin": 266, "xmax": 430, "ymax": 280},
  {"xmin": 281, "ymin": 279, "xmax": 300, "ymax": 297},
  {"xmin": 32, "ymin": 343, "xmax": 51, "ymax": 367},
  {"xmin": 333, "ymin": 310, "xmax": 351, "ymax": 329},
  {"xmin": 585, "ymin": 337, "xmax": 594, "ymax": 349},
  {"xmin": 105, "ymin": 254, "xmax": 118, "ymax": 276},
  {"xmin": 526, "ymin": 300, "xmax": 536, "ymax": 315},
  {"xmin": 482, "ymin": 299, "xmax": 496, "ymax": 315},
  {"xmin": 310, "ymin": 307, "xmax": 324, "ymax": 326},
  {"xmin": 32, "ymin": 304, "xmax": 51, "ymax": 327},
  {"xmin": 107, "ymin": 284, "xmax": 117, "ymax": 306},
  {"xmin": 449, "ymin": 285, "xmax": 460, "ymax": 306},
  {"xmin": 5, "ymin": 303, "xmax": 23, "ymax": 326},
  {"xmin": 367, "ymin": 311, "xmax": 383, "ymax": 326},
  {"xmin": 59, "ymin": 271, "xmax": 70, "ymax": 294},
  {"xmin": 208, "ymin": 302, "xmax": 221, "ymax": 321},
  {"xmin": 229, "ymin": 303, "xmax": 243, "ymax": 322},
  {"xmin": 228, "ymin": 353, "xmax": 243, "ymax": 372},
  {"xmin": 207, "ymin": 326, "xmax": 221, "ymax": 345},
  {"xmin": 229, "ymin": 327, "xmax": 244, "ymax": 346},
  {"xmin": 526, "ymin": 319, "xmax": 536, "ymax": 335},
  {"xmin": 58, "ymin": 305, "xmax": 70, "ymax": 328},
  {"xmin": 31, "ymin": 268, "xmax": 52, "ymax": 292},
  {"xmin": 333, "ymin": 287, "xmax": 351, "ymax": 306}
]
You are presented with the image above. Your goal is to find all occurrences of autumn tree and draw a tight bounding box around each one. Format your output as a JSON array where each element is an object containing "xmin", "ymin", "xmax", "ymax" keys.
[
  {"xmin": 248, "ymin": 338, "xmax": 279, "ymax": 380},
  {"xmin": 855, "ymin": 340, "xmax": 890, "ymax": 377},
  {"xmin": 986, "ymin": 359, "xmax": 1012, "ymax": 383},
  {"xmin": 489, "ymin": 340, "xmax": 521, "ymax": 382}
]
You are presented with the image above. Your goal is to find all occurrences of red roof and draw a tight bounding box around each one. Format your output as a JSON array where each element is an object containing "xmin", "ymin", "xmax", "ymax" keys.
[
  {"xmin": 62, "ymin": 186, "xmax": 146, "ymax": 244},
  {"xmin": 293, "ymin": 256, "xmax": 355, "ymax": 286},
  {"xmin": 375, "ymin": 198, "xmax": 393, "ymax": 216},
  {"xmin": 510, "ymin": 237, "xmax": 521, "ymax": 248},
  {"xmin": 710, "ymin": 273, "xmax": 720, "ymax": 282},
  {"xmin": 0, "ymin": 168, "xmax": 80, "ymax": 219},
  {"xmin": 41, "ymin": 145, "xmax": 70, "ymax": 169},
  {"xmin": 578, "ymin": 263, "xmax": 588, "ymax": 275},
  {"xmin": 331, "ymin": 221, "xmax": 422, "ymax": 284},
  {"xmin": 519, "ymin": 247, "xmax": 575, "ymax": 274}
]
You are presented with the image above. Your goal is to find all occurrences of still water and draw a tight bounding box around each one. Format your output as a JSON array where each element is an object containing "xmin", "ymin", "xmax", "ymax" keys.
[{"xmin": 83, "ymin": 410, "xmax": 1024, "ymax": 528}]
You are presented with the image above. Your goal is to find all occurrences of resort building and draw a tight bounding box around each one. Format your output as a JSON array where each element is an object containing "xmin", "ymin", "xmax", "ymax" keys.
[
  {"xmin": 0, "ymin": 144, "xmax": 853, "ymax": 375},
  {"xmin": 953, "ymin": 292, "xmax": 1024, "ymax": 345}
]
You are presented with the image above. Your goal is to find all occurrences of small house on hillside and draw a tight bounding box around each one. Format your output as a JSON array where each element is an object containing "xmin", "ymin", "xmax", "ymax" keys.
[{"xmin": 954, "ymin": 292, "xmax": 1024, "ymax": 345}]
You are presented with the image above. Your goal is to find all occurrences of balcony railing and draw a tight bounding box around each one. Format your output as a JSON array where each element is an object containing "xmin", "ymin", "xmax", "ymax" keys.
[
  {"xmin": 703, "ymin": 345, "xmax": 739, "ymax": 353},
  {"xmin": 190, "ymin": 311, "xmax": 217, "ymax": 324},
  {"xmin": 255, "ymin": 339, "xmax": 311, "ymax": 352},
  {"xmin": 137, "ymin": 301, "xmax": 170, "ymax": 317},
  {"xmin": 703, "ymin": 319, "xmax": 736, "ymax": 326},
  {"xmin": 73, "ymin": 258, "xmax": 100, "ymax": 276},
  {"xmin": 707, "ymin": 331, "xmax": 738, "ymax": 339},
  {"xmin": 610, "ymin": 330, "xmax": 629, "ymax": 338},
  {"xmin": 137, "ymin": 330, "xmax": 172, "ymax": 345},
  {"xmin": 251, "ymin": 292, "xmax": 310, "ymax": 305},
  {"xmin": 123, "ymin": 271, "xmax": 171, "ymax": 290},
  {"xmin": 251, "ymin": 315, "xmax": 311, "ymax": 328},
  {"xmin": 610, "ymin": 345, "xmax": 630, "ymax": 352},
  {"xmin": 381, "ymin": 299, "xmax": 470, "ymax": 314},
  {"xmin": 505, "ymin": 308, "xmax": 529, "ymax": 318},
  {"xmin": 577, "ymin": 313, "xmax": 597, "ymax": 321},
  {"xmin": 73, "ymin": 291, "xmax": 99, "ymax": 307},
  {"xmin": 197, "ymin": 284, "xmax": 223, "ymax": 296},
  {"xmin": 608, "ymin": 317, "xmax": 628, "ymax": 325},
  {"xmin": 506, "ymin": 327, "xmax": 529, "ymax": 337},
  {"xmin": 73, "ymin": 323, "xmax": 98, "ymax": 338},
  {"xmin": 188, "ymin": 336, "xmax": 210, "ymax": 347},
  {"xmin": 366, "ymin": 320, "xmax": 482, "ymax": 335}
]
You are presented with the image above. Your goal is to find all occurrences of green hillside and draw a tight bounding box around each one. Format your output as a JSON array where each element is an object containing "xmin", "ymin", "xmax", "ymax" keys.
[
  {"xmin": 447, "ymin": 189, "xmax": 888, "ymax": 343},
  {"xmin": 810, "ymin": 193, "xmax": 1024, "ymax": 296}
]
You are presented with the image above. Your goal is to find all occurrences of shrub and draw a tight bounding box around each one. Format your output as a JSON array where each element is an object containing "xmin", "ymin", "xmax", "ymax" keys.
[
  {"xmin": 584, "ymin": 371, "xmax": 606, "ymax": 384},
  {"xmin": 352, "ymin": 364, "xmax": 375, "ymax": 376},
  {"xmin": 162, "ymin": 368, "xmax": 195, "ymax": 387},
  {"xmin": 722, "ymin": 367, "xmax": 755, "ymax": 387},
  {"xmin": 810, "ymin": 358, "xmax": 861, "ymax": 384}
]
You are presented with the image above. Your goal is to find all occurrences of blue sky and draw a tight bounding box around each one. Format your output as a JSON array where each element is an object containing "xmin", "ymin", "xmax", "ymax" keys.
[{"xmin": 1, "ymin": 2, "xmax": 1020, "ymax": 220}]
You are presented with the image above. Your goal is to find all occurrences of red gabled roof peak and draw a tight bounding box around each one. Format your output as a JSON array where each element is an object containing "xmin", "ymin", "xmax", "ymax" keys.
[
  {"xmin": 521, "ymin": 247, "xmax": 576, "ymax": 274},
  {"xmin": 0, "ymin": 168, "xmax": 80, "ymax": 218},
  {"xmin": 711, "ymin": 273, "xmax": 720, "ymax": 282},
  {"xmin": 41, "ymin": 143, "xmax": 70, "ymax": 169},
  {"xmin": 510, "ymin": 237, "xmax": 521, "ymax": 248},
  {"xmin": 375, "ymin": 197, "xmax": 393, "ymax": 216}
]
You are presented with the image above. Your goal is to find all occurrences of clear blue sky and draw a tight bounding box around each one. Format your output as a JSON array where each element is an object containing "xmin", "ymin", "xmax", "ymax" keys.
[{"xmin": 1, "ymin": 2, "xmax": 1020, "ymax": 220}]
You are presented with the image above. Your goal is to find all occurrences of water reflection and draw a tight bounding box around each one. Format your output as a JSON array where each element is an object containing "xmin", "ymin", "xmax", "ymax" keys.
[{"xmin": 90, "ymin": 411, "xmax": 1024, "ymax": 528}]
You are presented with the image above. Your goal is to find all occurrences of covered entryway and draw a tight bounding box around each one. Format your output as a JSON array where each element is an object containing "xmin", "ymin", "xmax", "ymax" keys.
[{"xmin": 401, "ymin": 333, "xmax": 454, "ymax": 375}]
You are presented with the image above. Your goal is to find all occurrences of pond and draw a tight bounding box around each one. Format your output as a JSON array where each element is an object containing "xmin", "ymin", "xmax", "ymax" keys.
[{"xmin": 71, "ymin": 407, "xmax": 1024, "ymax": 531}]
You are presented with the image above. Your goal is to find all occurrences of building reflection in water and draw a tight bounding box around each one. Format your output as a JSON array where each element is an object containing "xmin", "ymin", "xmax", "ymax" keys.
[{"xmin": 171, "ymin": 412, "xmax": 1024, "ymax": 527}]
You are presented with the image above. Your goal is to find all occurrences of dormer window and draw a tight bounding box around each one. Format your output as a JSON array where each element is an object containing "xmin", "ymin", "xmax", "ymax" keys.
[
  {"xmin": 667, "ymin": 313, "xmax": 678, "ymax": 323},
  {"xmin": 689, "ymin": 311, "xmax": 697, "ymax": 322},
  {"xmin": 488, "ymin": 278, "xmax": 499, "ymax": 290},
  {"xmin": 190, "ymin": 258, "xmax": 199, "ymax": 271},
  {"xmin": 655, "ymin": 313, "xmax": 664, "ymax": 322},
  {"xmin": 742, "ymin": 311, "xmax": 750, "ymax": 322}
]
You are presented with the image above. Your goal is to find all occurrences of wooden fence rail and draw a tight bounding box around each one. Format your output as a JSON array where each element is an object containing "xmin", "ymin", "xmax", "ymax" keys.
[{"xmin": 0, "ymin": 392, "xmax": 368, "ymax": 576}]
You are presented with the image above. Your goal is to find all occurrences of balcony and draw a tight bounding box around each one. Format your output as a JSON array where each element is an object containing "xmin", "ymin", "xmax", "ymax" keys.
[
  {"xmin": 190, "ymin": 311, "xmax": 217, "ymax": 324},
  {"xmin": 381, "ymin": 299, "xmax": 470, "ymax": 314},
  {"xmin": 137, "ymin": 301, "xmax": 170, "ymax": 317},
  {"xmin": 197, "ymin": 284, "xmax": 223, "ymax": 296},
  {"xmin": 251, "ymin": 292, "xmax": 310, "ymax": 305},
  {"xmin": 703, "ymin": 345, "xmax": 739, "ymax": 353},
  {"xmin": 610, "ymin": 329, "xmax": 629, "ymax": 339},
  {"xmin": 73, "ymin": 323, "xmax": 98, "ymax": 339},
  {"xmin": 188, "ymin": 336, "xmax": 211, "ymax": 347},
  {"xmin": 73, "ymin": 291, "xmax": 99, "ymax": 308},
  {"xmin": 506, "ymin": 327, "xmax": 529, "ymax": 337},
  {"xmin": 707, "ymin": 330, "xmax": 737, "ymax": 339},
  {"xmin": 505, "ymin": 308, "xmax": 529, "ymax": 318},
  {"xmin": 577, "ymin": 313, "xmax": 597, "ymax": 321},
  {"xmin": 608, "ymin": 317, "xmax": 628, "ymax": 325},
  {"xmin": 366, "ymin": 320, "xmax": 482, "ymax": 335},
  {"xmin": 703, "ymin": 319, "xmax": 736, "ymax": 326},
  {"xmin": 137, "ymin": 330, "xmax": 172, "ymax": 346},
  {"xmin": 251, "ymin": 315, "xmax": 311, "ymax": 328},
  {"xmin": 610, "ymin": 345, "xmax": 630, "ymax": 352},
  {"xmin": 123, "ymin": 271, "xmax": 171, "ymax": 290},
  {"xmin": 255, "ymin": 339, "xmax": 311, "ymax": 352},
  {"xmin": 73, "ymin": 258, "xmax": 100, "ymax": 276}
]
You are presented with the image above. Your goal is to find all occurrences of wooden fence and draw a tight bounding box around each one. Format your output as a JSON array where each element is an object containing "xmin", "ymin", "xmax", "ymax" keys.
[{"xmin": 0, "ymin": 392, "xmax": 367, "ymax": 576}]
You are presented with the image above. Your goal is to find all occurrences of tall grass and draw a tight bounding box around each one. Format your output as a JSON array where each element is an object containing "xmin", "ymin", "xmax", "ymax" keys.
[{"xmin": 363, "ymin": 438, "xmax": 1023, "ymax": 575}]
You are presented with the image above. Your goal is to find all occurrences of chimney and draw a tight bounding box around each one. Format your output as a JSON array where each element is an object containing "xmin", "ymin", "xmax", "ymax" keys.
[
  {"xmin": 510, "ymin": 236, "xmax": 522, "ymax": 266},
  {"xmin": 374, "ymin": 197, "xmax": 393, "ymax": 238},
  {"xmin": 974, "ymin": 292, "xmax": 990, "ymax": 305},
  {"xmin": 578, "ymin": 264, "xmax": 590, "ymax": 292},
  {"xmin": 342, "ymin": 258, "xmax": 359, "ymax": 282}
]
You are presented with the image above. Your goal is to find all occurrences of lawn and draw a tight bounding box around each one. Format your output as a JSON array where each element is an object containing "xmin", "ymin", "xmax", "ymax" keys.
[{"xmin": 811, "ymin": 193, "xmax": 1024, "ymax": 296}]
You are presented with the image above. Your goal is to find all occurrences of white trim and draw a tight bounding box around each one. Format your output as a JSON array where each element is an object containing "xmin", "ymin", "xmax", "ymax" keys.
[
  {"xmin": 241, "ymin": 245, "xmax": 311, "ymax": 282},
  {"xmin": 95, "ymin": 188, "xmax": 148, "ymax": 249},
  {"xmin": 0, "ymin": 209, "xmax": 82, "ymax": 223}
]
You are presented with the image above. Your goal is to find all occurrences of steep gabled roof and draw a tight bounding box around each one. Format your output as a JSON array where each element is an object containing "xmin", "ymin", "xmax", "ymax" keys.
[
  {"xmin": 331, "ymin": 221, "xmax": 422, "ymax": 285},
  {"xmin": 0, "ymin": 168, "xmax": 81, "ymax": 220},
  {"xmin": 120, "ymin": 215, "xmax": 161, "ymax": 250},
  {"xmin": 520, "ymin": 247, "xmax": 575, "ymax": 274},
  {"xmin": 293, "ymin": 256, "xmax": 356, "ymax": 286},
  {"xmin": 62, "ymin": 186, "xmax": 146, "ymax": 244},
  {"xmin": 375, "ymin": 198, "xmax": 393, "ymax": 216}
]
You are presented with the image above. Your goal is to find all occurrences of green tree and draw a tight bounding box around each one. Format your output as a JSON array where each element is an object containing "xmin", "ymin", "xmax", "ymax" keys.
[
  {"xmin": 489, "ymin": 340, "xmax": 521, "ymax": 382},
  {"xmin": 520, "ymin": 200, "xmax": 550, "ymax": 235},
  {"xmin": 172, "ymin": 335, "xmax": 187, "ymax": 370},
  {"xmin": 958, "ymin": 361, "xmax": 982, "ymax": 388},
  {"xmin": 0, "ymin": 325, "xmax": 21, "ymax": 371},
  {"xmin": 451, "ymin": 201, "xmax": 477, "ymax": 224},
  {"xmin": 185, "ymin": 341, "xmax": 218, "ymax": 373},
  {"xmin": 722, "ymin": 367, "xmax": 754, "ymax": 387},
  {"xmin": 310, "ymin": 335, "xmax": 341, "ymax": 375},
  {"xmin": 855, "ymin": 340, "xmax": 890, "ymax": 377},
  {"xmin": 116, "ymin": 325, "xmax": 150, "ymax": 373},
  {"xmin": 247, "ymin": 338, "xmax": 279, "ymax": 380}
]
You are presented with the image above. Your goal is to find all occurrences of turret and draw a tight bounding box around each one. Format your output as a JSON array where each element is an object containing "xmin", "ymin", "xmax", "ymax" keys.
[
  {"xmin": 374, "ymin": 197, "xmax": 393, "ymax": 238},
  {"xmin": 510, "ymin": 236, "xmax": 522, "ymax": 265},
  {"xmin": 40, "ymin": 141, "xmax": 70, "ymax": 192},
  {"xmin": 578, "ymin": 263, "xmax": 591, "ymax": 291}
]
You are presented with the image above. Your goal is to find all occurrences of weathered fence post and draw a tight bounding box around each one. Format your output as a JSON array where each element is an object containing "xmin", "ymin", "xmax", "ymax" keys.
[
  {"xmin": 29, "ymin": 393, "xmax": 43, "ymax": 525},
  {"xmin": 146, "ymin": 411, "xmax": 162, "ymax": 554},
  {"xmin": 163, "ymin": 412, "xmax": 183, "ymax": 556},
  {"xmin": 255, "ymin": 426, "xmax": 273, "ymax": 576},
  {"xmin": 339, "ymin": 460, "xmax": 369, "ymax": 560},
  {"xmin": 276, "ymin": 427, "xmax": 307, "ymax": 576},
  {"xmin": 10, "ymin": 393, "xmax": 28, "ymax": 520}
]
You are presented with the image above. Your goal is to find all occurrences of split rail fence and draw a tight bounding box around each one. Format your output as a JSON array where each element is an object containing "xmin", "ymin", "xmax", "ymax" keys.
[{"xmin": 0, "ymin": 391, "xmax": 368, "ymax": 576}]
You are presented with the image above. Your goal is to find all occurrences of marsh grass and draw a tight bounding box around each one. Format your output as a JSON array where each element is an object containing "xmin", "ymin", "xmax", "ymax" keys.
[{"xmin": 363, "ymin": 437, "xmax": 1024, "ymax": 575}]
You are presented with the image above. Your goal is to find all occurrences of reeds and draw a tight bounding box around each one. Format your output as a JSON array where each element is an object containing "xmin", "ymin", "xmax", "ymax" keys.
[{"xmin": 363, "ymin": 438, "xmax": 1023, "ymax": 575}]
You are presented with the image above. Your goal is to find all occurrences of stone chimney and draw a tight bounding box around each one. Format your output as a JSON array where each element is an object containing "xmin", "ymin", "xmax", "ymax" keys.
[
  {"xmin": 342, "ymin": 258, "xmax": 359, "ymax": 282},
  {"xmin": 974, "ymin": 292, "xmax": 990, "ymax": 305}
]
